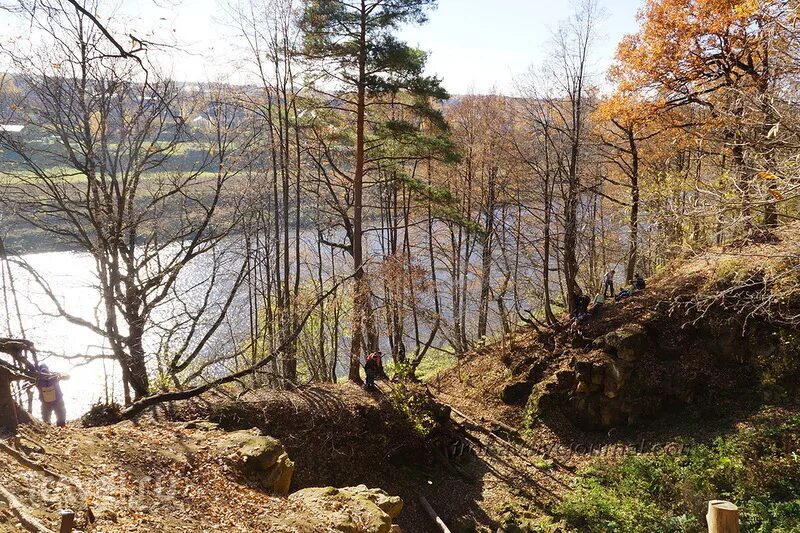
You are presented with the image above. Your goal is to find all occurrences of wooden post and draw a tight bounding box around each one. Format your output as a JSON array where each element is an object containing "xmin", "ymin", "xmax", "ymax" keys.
[
  {"xmin": 707, "ymin": 500, "xmax": 740, "ymax": 533},
  {"xmin": 59, "ymin": 509, "xmax": 75, "ymax": 533}
]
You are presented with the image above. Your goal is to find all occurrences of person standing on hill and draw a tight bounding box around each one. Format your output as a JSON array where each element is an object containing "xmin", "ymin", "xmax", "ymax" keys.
[
  {"xmin": 364, "ymin": 352, "xmax": 381, "ymax": 391},
  {"xmin": 35, "ymin": 364, "xmax": 68, "ymax": 427},
  {"xmin": 603, "ymin": 269, "xmax": 616, "ymax": 298}
]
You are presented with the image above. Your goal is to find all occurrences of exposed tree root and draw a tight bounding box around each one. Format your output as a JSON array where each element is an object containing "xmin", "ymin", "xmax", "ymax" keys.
[
  {"xmin": 0, "ymin": 442, "xmax": 61, "ymax": 481},
  {"xmin": 0, "ymin": 483, "xmax": 53, "ymax": 533}
]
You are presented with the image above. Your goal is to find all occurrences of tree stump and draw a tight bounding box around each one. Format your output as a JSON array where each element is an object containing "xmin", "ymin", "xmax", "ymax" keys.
[{"xmin": 707, "ymin": 500, "xmax": 740, "ymax": 533}]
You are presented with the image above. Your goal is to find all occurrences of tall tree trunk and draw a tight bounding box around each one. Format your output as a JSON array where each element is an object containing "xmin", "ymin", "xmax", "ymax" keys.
[
  {"xmin": 477, "ymin": 167, "xmax": 496, "ymax": 338},
  {"xmin": 348, "ymin": 2, "xmax": 368, "ymax": 383},
  {"xmin": 626, "ymin": 127, "xmax": 640, "ymax": 281},
  {"xmin": 0, "ymin": 370, "xmax": 18, "ymax": 434}
]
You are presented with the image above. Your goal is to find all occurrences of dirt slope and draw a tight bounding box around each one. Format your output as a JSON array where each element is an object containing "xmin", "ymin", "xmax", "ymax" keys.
[
  {"xmin": 0, "ymin": 421, "xmax": 306, "ymax": 532},
  {"xmin": 426, "ymin": 224, "xmax": 800, "ymax": 529}
]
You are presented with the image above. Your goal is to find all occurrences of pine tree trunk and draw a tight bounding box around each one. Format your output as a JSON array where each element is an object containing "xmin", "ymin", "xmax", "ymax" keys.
[{"xmin": 349, "ymin": 2, "xmax": 369, "ymax": 384}]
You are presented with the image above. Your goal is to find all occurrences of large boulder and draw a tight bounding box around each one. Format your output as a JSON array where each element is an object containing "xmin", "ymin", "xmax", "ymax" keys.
[
  {"xmin": 286, "ymin": 485, "xmax": 403, "ymax": 533},
  {"xmin": 603, "ymin": 324, "xmax": 648, "ymax": 362},
  {"xmin": 217, "ymin": 428, "xmax": 295, "ymax": 495}
]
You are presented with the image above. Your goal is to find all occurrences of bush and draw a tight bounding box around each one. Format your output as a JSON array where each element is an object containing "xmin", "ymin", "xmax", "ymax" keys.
[
  {"xmin": 80, "ymin": 402, "xmax": 122, "ymax": 427},
  {"xmin": 386, "ymin": 381, "xmax": 443, "ymax": 438},
  {"xmin": 557, "ymin": 413, "xmax": 800, "ymax": 533}
]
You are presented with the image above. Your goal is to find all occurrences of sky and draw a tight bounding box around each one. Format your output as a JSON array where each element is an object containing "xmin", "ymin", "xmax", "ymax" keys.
[
  {"xmin": 2, "ymin": 0, "xmax": 645, "ymax": 95},
  {"xmin": 401, "ymin": 0, "xmax": 644, "ymax": 94}
]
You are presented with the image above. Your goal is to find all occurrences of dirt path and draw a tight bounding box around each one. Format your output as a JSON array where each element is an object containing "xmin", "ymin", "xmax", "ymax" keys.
[{"xmin": 0, "ymin": 422, "xmax": 312, "ymax": 532}]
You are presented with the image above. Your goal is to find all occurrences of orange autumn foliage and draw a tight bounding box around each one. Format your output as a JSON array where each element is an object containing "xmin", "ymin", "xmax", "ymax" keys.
[{"xmin": 610, "ymin": 0, "xmax": 787, "ymax": 105}]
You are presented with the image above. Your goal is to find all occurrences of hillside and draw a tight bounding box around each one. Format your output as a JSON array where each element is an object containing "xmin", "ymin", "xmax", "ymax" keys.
[
  {"xmin": 436, "ymin": 223, "xmax": 800, "ymax": 430},
  {"xmin": 1, "ymin": 227, "xmax": 799, "ymax": 533},
  {"xmin": 428, "ymin": 223, "xmax": 800, "ymax": 531}
]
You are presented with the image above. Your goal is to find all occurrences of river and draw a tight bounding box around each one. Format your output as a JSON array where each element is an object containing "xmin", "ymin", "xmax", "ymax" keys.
[
  {"xmin": 1, "ymin": 242, "xmax": 252, "ymax": 421},
  {"xmin": 1, "ymin": 227, "xmax": 525, "ymax": 422}
]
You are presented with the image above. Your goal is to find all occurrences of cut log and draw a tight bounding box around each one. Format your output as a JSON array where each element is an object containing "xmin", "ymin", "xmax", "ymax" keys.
[
  {"xmin": 418, "ymin": 495, "xmax": 451, "ymax": 533},
  {"xmin": 707, "ymin": 500, "xmax": 740, "ymax": 533}
]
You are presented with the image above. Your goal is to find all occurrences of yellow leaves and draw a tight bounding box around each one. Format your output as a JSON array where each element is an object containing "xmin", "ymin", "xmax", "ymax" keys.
[
  {"xmin": 758, "ymin": 171, "xmax": 784, "ymax": 200},
  {"xmin": 594, "ymin": 91, "xmax": 655, "ymax": 127},
  {"xmin": 613, "ymin": 0, "xmax": 775, "ymax": 99},
  {"xmin": 89, "ymin": 111, "xmax": 102, "ymax": 136},
  {"xmin": 734, "ymin": 0, "xmax": 760, "ymax": 19}
]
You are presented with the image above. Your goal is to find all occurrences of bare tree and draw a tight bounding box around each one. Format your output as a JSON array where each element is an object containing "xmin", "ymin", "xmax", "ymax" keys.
[
  {"xmin": 0, "ymin": 5, "xmax": 251, "ymax": 401},
  {"xmin": 521, "ymin": 0, "xmax": 601, "ymax": 310}
]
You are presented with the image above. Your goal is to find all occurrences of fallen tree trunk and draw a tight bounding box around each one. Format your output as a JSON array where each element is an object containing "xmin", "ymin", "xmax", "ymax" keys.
[
  {"xmin": 419, "ymin": 495, "xmax": 451, "ymax": 533},
  {"xmin": 122, "ymin": 275, "xmax": 351, "ymax": 419},
  {"xmin": 0, "ymin": 442, "xmax": 62, "ymax": 481}
]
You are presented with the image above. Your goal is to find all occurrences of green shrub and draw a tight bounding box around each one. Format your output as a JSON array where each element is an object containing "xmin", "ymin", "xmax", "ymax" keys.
[
  {"xmin": 386, "ymin": 381, "xmax": 439, "ymax": 437},
  {"xmin": 557, "ymin": 413, "xmax": 800, "ymax": 533}
]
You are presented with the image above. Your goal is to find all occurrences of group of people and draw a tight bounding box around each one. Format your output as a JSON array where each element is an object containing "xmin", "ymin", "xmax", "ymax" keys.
[
  {"xmin": 570, "ymin": 268, "xmax": 647, "ymax": 324},
  {"xmin": 605, "ymin": 269, "xmax": 646, "ymax": 302}
]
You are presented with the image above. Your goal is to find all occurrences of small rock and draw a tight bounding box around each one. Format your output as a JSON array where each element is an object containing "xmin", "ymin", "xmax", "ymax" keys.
[{"xmin": 288, "ymin": 485, "xmax": 403, "ymax": 533}]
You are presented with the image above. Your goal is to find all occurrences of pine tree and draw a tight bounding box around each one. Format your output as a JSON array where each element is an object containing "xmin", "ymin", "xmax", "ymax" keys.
[{"xmin": 301, "ymin": 0, "xmax": 449, "ymax": 383}]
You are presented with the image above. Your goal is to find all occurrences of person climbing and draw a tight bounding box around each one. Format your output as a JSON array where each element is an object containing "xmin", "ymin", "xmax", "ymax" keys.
[
  {"xmin": 603, "ymin": 269, "xmax": 616, "ymax": 298},
  {"xmin": 35, "ymin": 364, "xmax": 68, "ymax": 427},
  {"xmin": 634, "ymin": 273, "xmax": 646, "ymax": 291},
  {"xmin": 571, "ymin": 287, "xmax": 589, "ymax": 318},
  {"xmin": 570, "ymin": 287, "xmax": 591, "ymax": 324},
  {"xmin": 577, "ymin": 293, "xmax": 590, "ymax": 315},
  {"xmin": 364, "ymin": 352, "xmax": 381, "ymax": 391}
]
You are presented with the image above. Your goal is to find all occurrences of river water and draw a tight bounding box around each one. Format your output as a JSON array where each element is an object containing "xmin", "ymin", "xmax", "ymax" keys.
[
  {"xmin": 2, "ymin": 243, "xmax": 251, "ymax": 421},
  {"xmin": 1, "ymin": 228, "xmax": 523, "ymax": 422},
  {"xmin": 4, "ymin": 250, "xmax": 118, "ymax": 419}
]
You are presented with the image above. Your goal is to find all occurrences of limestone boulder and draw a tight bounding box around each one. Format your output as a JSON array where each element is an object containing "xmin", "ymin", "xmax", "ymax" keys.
[
  {"xmin": 286, "ymin": 485, "xmax": 403, "ymax": 533},
  {"xmin": 604, "ymin": 324, "xmax": 648, "ymax": 362},
  {"xmin": 217, "ymin": 428, "xmax": 295, "ymax": 495}
]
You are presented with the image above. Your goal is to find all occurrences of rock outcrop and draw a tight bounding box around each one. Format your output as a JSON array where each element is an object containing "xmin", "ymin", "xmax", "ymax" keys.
[
  {"xmin": 215, "ymin": 428, "xmax": 295, "ymax": 495},
  {"xmin": 525, "ymin": 311, "xmax": 800, "ymax": 429},
  {"xmin": 285, "ymin": 485, "xmax": 404, "ymax": 533},
  {"xmin": 208, "ymin": 427, "xmax": 404, "ymax": 531}
]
